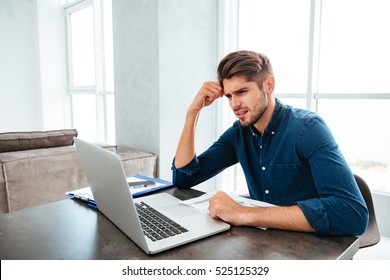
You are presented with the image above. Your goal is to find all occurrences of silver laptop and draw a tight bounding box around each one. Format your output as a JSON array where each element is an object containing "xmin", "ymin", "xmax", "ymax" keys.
[{"xmin": 74, "ymin": 138, "xmax": 230, "ymax": 254}]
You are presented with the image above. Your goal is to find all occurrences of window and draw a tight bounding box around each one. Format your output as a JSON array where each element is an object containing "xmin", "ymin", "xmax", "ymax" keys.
[
  {"xmin": 239, "ymin": 0, "xmax": 310, "ymax": 96},
  {"xmin": 65, "ymin": 0, "xmax": 115, "ymax": 144},
  {"xmin": 221, "ymin": 0, "xmax": 390, "ymax": 194}
]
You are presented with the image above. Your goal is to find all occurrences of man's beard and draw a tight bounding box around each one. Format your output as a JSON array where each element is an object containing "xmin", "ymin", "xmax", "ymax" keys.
[{"xmin": 239, "ymin": 94, "xmax": 268, "ymax": 127}]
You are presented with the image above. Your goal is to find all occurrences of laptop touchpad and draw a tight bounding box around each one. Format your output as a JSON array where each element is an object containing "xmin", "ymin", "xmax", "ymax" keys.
[{"xmin": 162, "ymin": 203, "xmax": 201, "ymax": 218}]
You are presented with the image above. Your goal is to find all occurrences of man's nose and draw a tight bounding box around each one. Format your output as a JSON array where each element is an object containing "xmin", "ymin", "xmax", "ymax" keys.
[{"xmin": 230, "ymin": 95, "xmax": 241, "ymax": 109}]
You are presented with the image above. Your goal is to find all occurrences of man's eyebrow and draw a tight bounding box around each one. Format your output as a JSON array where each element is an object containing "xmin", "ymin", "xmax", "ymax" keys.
[{"xmin": 224, "ymin": 87, "xmax": 248, "ymax": 96}]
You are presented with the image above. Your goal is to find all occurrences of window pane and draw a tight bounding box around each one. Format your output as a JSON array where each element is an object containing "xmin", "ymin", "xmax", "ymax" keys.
[
  {"xmin": 106, "ymin": 94, "xmax": 116, "ymax": 144},
  {"xmin": 319, "ymin": 0, "xmax": 390, "ymax": 93},
  {"xmin": 317, "ymin": 99, "xmax": 390, "ymax": 193},
  {"xmin": 277, "ymin": 97, "xmax": 307, "ymax": 110},
  {"xmin": 103, "ymin": 0, "xmax": 115, "ymax": 92},
  {"xmin": 72, "ymin": 94, "xmax": 97, "ymax": 141},
  {"xmin": 239, "ymin": 0, "xmax": 310, "ymax": 94},
  {"xmin": 70, "ymin": 6, "xmax": 95, "ymax": 86},
  {"xmin": 235, "ymin": 164, "xmax": 248, "ymax": 195}
]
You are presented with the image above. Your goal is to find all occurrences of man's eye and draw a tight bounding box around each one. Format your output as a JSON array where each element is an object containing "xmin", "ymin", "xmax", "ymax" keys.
[{"xmin": 224, "ymin": 94, "xmax": 232, "ymax": 99}]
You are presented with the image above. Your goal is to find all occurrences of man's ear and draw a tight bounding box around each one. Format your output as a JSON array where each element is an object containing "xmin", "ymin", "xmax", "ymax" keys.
[{"xmin": 264, "ymin": 76, "xmax": 275, "ymax": 95}]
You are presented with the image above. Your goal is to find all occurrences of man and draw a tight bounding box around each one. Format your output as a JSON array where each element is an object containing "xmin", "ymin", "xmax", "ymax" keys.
[{"xmin": 172, "ymin": 50, "xmax": 368, "ymax": 236}]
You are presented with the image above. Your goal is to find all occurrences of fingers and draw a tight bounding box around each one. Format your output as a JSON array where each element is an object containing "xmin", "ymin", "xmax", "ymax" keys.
[
  {"xmin": 200, "ymin": 81, "xmax": 223, "ymax": 105},
  {"xmin": 208, "ymin": 192, "xmax": 221, "ymax": 218},
  {"xmin": 208, "ymin": 192, "xmax": 248, "ymax": 226},
  {"xmin": 202, "ymin": 81, "xmax": 223, "ymax": 99},
  {"xmin": 208, "ymin": 191, "xmax": 233, "ymax": 219},
  {"xmin": 190, "ymin": 82, "xmax": 223, "ymax": 111}
]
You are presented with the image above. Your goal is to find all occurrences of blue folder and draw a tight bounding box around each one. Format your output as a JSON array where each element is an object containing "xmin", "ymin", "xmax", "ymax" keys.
[{"xmin": 66, "ymin": 174, "xmax": 173, "ymax": 208}]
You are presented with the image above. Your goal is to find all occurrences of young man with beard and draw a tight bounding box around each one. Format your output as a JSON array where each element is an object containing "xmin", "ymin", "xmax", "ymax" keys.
[{"xmin": 172, "ymin": 50, "xmax": 368, "ymax": 236}]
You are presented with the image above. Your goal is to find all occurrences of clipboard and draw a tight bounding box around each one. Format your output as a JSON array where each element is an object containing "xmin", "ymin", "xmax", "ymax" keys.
[{"xmin": 65, "ymin": 174, "xmax": 173, "ymax": 207}]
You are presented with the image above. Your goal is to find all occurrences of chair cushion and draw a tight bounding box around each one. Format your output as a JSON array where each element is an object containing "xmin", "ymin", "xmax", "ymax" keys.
[{"xmin": 0, "ymin": 129, "xmax": 78, "ymax": 152}]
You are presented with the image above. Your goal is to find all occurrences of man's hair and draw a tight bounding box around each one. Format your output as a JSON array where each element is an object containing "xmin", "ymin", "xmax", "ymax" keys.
[{"xmin": 217, "ymin": 50, "xmax": 274, "ymax": 91}]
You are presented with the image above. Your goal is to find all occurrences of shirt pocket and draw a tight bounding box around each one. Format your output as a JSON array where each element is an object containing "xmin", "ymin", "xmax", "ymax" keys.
[{"xmin": 271, "ymin": 163, "xmax": 306, "ymax": 195}]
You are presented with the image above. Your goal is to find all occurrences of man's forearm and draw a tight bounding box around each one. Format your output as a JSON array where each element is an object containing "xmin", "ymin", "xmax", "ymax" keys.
[
  {"xmin": 174, "ymin": 108, "xmax": 201, "ymax": 168},
  {"xmin": 209, "ymin": 192, "xmax": 314, "ymax": 232},
  {"xmin": 174, "ymin": 81, "xmax": 223, "ymax": 169},
  {"xmin": 243, "ymin": 205, "xmax": 315, "ymax": 232}
]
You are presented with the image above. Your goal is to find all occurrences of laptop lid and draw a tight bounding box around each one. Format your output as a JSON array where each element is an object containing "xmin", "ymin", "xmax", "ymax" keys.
[{"xmin": 74, "ymin": 138, "xmax": 230, "ymax": 254}]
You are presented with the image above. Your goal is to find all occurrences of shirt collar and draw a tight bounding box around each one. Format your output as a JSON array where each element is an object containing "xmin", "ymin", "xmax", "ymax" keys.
[{"xmin": 250, "ymin": 98, "xmax": 284, "ymax": 137}]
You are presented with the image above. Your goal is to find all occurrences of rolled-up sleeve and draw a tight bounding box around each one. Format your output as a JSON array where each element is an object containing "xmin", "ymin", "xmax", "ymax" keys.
[
  {"xmin": 297, "ymin": 195, "xmax": 368, "ymax": 235},
  {"xmin": 297, "ymin": 198, "xmax": 330, "ymax": 234},
  {"xmin": 172, "ymin": 126, "xmax": 238, "ymax": 189},
  {"xmin": 172, "ymin": 156, "xmax": 201, "ymax": 188},
  {"xmin": 297, "ymin": 117, "xmax": 368, "ymax": 236}
]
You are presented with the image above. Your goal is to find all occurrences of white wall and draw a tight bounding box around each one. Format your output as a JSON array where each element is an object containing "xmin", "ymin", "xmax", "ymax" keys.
[
  {"xmin": 0, "ymin": 0, "xmax": 43, "ymax": 132},
  {"xmin": 373, "ymin": 192, "xmax": 390, "ymax": 238},
  {"xmin": 36, "ymin": 0, "xmax": 69, "ymax": 130},
  {"xmin": 113, "ymin": 0, "xmax": 160, "ymax": 153},
  {"xmin": 0, "ymin": 0, "xmax": 68, "ymax": 133},
  {"xmin": 113, "ymin": 0, "xmax": 218, "ymax": 191},
  {"xmin": 158, "ymin": 0, "xmax": 218, "ymax": 190}
]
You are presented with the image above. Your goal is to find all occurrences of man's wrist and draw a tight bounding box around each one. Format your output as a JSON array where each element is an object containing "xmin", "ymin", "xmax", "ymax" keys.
[{"xmin": 187, "ymin": 106, "xmax": 201, "ymax": 115}]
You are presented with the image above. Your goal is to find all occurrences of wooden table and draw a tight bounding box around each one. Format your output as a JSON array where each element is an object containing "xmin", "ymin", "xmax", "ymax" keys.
[{"xmin": 0, "ymin": 187, "xmax": 359, "ymax": 260}]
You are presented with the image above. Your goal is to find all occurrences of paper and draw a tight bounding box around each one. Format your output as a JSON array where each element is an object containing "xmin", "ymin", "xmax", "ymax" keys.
[
  {"xmin": 182, "ymin": 191, "xmax": 274, "ymax": 213},
  {"xmin": 182, "ymin": 191, "xmax": 275, "ymax": 230},
  {"xmin": 69, "ymin": 186, "xmax": 94, "ymax": 202}
]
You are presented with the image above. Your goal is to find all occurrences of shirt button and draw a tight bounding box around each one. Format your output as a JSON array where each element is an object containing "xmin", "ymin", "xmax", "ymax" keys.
[
  {"xmin": 260, "ymin": 145, "xmax": 262, "ymax": 149},
  {"xmin": 261, "ymin": 166, "xmax": 266, "ymax": 171},
  {"xmin": 265, "ymin": 190, "xmax": 270, "ymax": 194},
  {"xmin": 271, "ymin": 131, "xmax": 275, "ymax": 135}
]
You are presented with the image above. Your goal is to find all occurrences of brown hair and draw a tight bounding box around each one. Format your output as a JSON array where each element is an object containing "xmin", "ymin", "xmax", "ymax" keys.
[{"xmin": 217, "ymin": 50, "xmax": 273, "ymax": 91}]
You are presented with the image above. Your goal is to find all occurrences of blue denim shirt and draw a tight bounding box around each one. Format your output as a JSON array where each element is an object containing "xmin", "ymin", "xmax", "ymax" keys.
[{"xmin": 172, "ymin": 99, "xmax": 368, "ymax": 236}]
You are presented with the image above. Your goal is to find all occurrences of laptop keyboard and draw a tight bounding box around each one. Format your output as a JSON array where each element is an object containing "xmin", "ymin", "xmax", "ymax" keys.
[{"xmin": 135, "ymin": 201, "xmax": 188, "ymax": 242}]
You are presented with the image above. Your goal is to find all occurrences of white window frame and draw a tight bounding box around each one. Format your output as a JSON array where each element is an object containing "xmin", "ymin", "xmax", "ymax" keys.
[
  {"xmin": 217, "ymin": 0, "xmax": 390, "ymax": 194},
  {"xmin": 215, "ymin": 0, "xmax": 240, "ymax": 193},
  {"xmin": 65, "ymin": 0, "xmax": 114, "ymax": 143}
]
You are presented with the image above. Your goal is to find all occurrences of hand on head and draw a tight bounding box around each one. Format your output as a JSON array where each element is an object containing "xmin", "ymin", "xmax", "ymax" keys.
[{"xmin": 189, "ymin": 81, "xmax": 223, "ymax": 112}]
